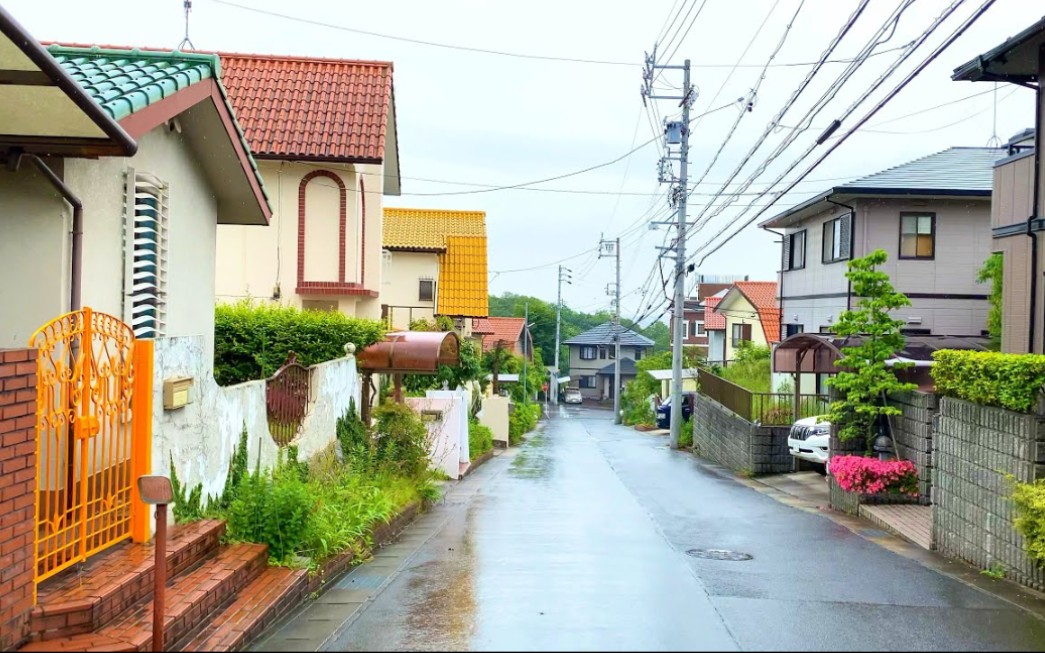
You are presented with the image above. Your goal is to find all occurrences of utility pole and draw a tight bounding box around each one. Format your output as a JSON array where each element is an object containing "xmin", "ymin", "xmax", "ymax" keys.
[
  {"xmin": 643, "ymin": 48, "xmax": 695, "ymax": 450},
  {"xmin": 522, "ymin": 300, "xmax": 528, "ymax": 404},
  {"xmin": 599, "ymin": 237, "xmax": 622, "ymax": 424},
  {"xmin": 552, "ymin": 265, "xmax": 571, "ymax": 405}
]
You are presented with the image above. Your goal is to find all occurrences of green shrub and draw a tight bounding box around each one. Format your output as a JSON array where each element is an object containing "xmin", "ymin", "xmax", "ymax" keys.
[
  {"xmin": 336, "ymin": 399, "xmax": 371, "ymax": 464},
  {"xmin": 620, "ymin": 351, "xmax": 671, "ymax": 426},
  {"xmin": 214, "ymin": 300, "xmax": 385, "ymax": 385},
  {"xmin": 170, "ymin": 455, "xmax": 204, "ymax": 524},
  {"xmin": 227, "ymin": 464, "xmax": 315, "ymax": 563},
  {"xmin": 1013, "ymin": 479, "xmax": 1045, "ymax": 565},
  {"xmin": 509, "ymin": 403, "xmax": 541, "ymax": 445},
  {"xmin": 932, "ymin": 350, "xmax": 1045, "ymax": 413},
  {"xmin": 373, "ymin": 402, "xmax": 430, "ymax": 476},
  {"xmin": 468, "ymin": 419, "xmax": 494, "ymax": 460},
  {"xmin": 679, "ymin": 416, "xmax": 693, "ymax": 448}
]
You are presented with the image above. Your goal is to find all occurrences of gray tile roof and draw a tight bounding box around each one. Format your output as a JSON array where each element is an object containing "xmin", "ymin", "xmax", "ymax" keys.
[
  {"xmin": 564, "ymin": 322, "xmax": 655, "ymax": 347},
  {"xmin": 836, "ymin": 147, "xmax": 1006, "ymax": 195}
]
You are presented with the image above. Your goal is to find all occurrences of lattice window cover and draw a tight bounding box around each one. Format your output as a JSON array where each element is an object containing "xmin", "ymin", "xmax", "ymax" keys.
[{"xmin": 123, "ymin": 170, "xmax": 169, "ymax": 338}]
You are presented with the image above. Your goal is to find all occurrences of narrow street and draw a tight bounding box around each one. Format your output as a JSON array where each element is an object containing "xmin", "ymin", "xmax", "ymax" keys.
[{"xmin": 256, "ymin": 407, "xmax": 1045, "ymax": 652}]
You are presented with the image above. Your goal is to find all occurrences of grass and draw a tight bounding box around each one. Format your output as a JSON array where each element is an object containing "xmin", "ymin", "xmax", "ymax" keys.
[{"xmin": 720, "ymin": 358, "xmax": 772, "ymax": 393}]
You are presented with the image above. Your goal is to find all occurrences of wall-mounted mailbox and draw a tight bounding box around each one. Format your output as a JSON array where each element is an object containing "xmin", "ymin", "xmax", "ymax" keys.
[{"xmin": 163, "ymin": 377, "xmax": 193, "ymax": 410}]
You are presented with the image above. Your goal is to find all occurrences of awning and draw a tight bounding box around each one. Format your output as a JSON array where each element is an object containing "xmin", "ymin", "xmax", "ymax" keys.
[
  {"xmin": 773, "ymin": 332, "xmax": 991, "ymax": 374},
  {"xmin": 647, "ymin": 368, "xmax": 700, "ymax": 381},
  {"xmin": 357, "ymin": 330, "xmax": 460, "ymax": 374},
  {"xmin": 485, "ymin": 373, "xmax": 519, "ymax": 382},
  {"xmin": 0, "ymin": 6, "xmax": 136, "ymax": 157}
]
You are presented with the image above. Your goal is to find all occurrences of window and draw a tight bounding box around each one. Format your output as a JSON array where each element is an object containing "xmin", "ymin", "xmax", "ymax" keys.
[
  {"xmin": 599, "ymin": 346, "xmax": 608, "ymax": 359},
  {"xmin": 124, "ymin": 171, "xmax": 169, "ymax": 339},
  {"xmin": 694, "ymin": 321, "xmax": 705, "ymax": 335},
  {"xmin": 900, "ymin": 213, "xmax": 935, "ymax": 259},
  {"xmin": 785, "ymin": 324, "xmax": 804, "ymax": 338},
  {"xmin": 822, "ymin": 214, "xmax": 852, "ymax": 263},
  {"xmin": 682, "ymin": 321, "xmax": 689, "ymax": 339},
  {"xmin": 579, "ymin": 376, "xmax": 597, "ymax": 389},
  {"xmin": 731, "ymin": 323, "xmax": 752, "ymax": 347},
  {"xmin": 783, "ymin": 230, "xmax": 806, "ymax": 270},
  {"xmin": 418, "ymin": 279, "xmax": 435, "ymax": 302},
  {"xmin": 634, "ymin": 348, "xmax": 642, "ymax": 361},
  {"xmin": 580, "ymin": 345, "xmax": 597, "ymax": 360},
  {"xmin": 819, "ymin": 325, "xmax": 833, "ymax": 334}
]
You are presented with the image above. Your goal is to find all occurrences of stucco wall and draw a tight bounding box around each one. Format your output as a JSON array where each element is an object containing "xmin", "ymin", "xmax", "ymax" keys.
[
  {"xmin": 0, "ymin": 127, "xmax": 219, "ymax": 352},
  {"xmin": 408, "ymin": 394, "xmax": 465, "ymax": 479},
  {"xmin": 382, "ymin": 250, "xmax": 439, "ymax": 328},
  {"xmin": 719, "ymin": 295, "xmax": 768, "ymax": 361},
  {"xmin": 152, "ymin": 335, "xmax": 359, "ymax": 497},
  {"xmin": 214, "ymin": 160, "xmax": 384, "ymax": 320},
  {"xmin": 480, "ymin": 395, "xmax": 510, "ymax": 447}
]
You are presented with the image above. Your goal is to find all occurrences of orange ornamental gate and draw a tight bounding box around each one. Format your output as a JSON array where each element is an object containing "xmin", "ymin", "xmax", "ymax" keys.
[{"xmin": 29, "ymin": 307, "xmax": 153, "ymax": 585}]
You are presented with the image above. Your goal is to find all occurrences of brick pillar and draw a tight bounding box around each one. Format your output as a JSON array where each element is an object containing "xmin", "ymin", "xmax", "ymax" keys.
[{"xmin": 0, "ymin": 348, "xmax": 37, "ymax": 652}]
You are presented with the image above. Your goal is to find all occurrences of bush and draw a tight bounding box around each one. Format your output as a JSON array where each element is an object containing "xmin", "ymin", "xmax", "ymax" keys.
[
  {"xmin": 214, "ymin": 300, "xmax": 385, "ymax": 385},
  {"xmin": 469, "ymin": 420, "xmax": 494, "ymax": 460},
  {"xmin": 620, "ymin": 351, "xmax": 671, "ymax": 426},
  {"xmin": 830, "ymin": 455, "xmax": 917, "ymax": 496},
  {"xmin": 372, "ymin": 402, "xmax": 430, "ymax": 476},
  {"xmin": 227, "ymin": 464, "xmax": 315, "ymax": 562},
  {"xmin": 679, "ymin": 416, "xmax": 693, "ymax": 448},
  {"xmin": 1012, "ymin": 479, "xmax": 1045, "ymax": 564},
  {"xmin": 336, "ymin": 399, "xmax": 371, "ymax": 465},
  {"xmin": 932, "ymin": 350, "xmax": 1045, "ymax": 414},
  {"xmin": 509, "ymin": 402, "xmax": 541, "ymax": 445}
]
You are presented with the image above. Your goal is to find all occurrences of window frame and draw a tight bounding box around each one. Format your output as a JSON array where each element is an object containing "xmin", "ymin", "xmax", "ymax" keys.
[
  {"xmin": 418, "ymin": 278, "xmax": 435, "ymax": 302},
  {"xmin": 682, "ymin": 321, "xmax": 689, "ymax": 339},
  {"xmin": 785, "ymin": 229, "xmax": 807, "ymax": 271},
  {"xmin": 694, "ymin": 320, "xmax": 705, "ymax": 336},
  {"xmin": 785, "ymin": 323, "xmax": 804, "ymax": 338},
  {"xmin": 731, "ymin": 323, "xmax": 752, "ymax": 347},
  {"xmin": 898, "ymin": 212, "xmax": 936, "ymax": 260},
  {"xmin": 821, "ymin": 216, "xmax": 848, "ymax": 264},
  {"xmin": 580, "ymin": 345, "xmax": 597, "ymax": 360}
]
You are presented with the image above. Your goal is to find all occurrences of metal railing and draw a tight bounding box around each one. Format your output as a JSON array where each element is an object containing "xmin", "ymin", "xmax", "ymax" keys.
[
  {"xmin": 265, "ymin": 352, "xmax": 311, "ymax": 446},
  {"xmin": 697, "ymin": 368, "xmax": 830, "ymax": 426}
]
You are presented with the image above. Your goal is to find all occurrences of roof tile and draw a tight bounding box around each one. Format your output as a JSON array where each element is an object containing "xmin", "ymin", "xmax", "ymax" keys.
[
  {"xmin": 564, "ymin": 323, "xmax": 654, "ymax": 347},
  {"xmin": 733, "ymin": 281, "xmax": 780, "ymax": 344},
  {"xmin": 480, "ymin": 317, "xmax": 527, "ymax": 353},
  {"xmin": 439, "ymin": 235, "xmax": 488, "ymax": 317},
  {"xmin": 704, "ymin": 295, "xmax": 725, "ymax": 330},
  {"xmin": 383, "ymin": 208, "xmax": 486, "ymax": 250}
]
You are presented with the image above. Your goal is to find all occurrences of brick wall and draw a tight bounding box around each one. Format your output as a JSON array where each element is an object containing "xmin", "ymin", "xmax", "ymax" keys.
[
  {"xmin": 933, "ymin": 397, "xmax": 1045, "ymax": 591},
  {"xmin": 693, "ymin": 393, "xmax": 792, "ymax": 475},
  {"xmin": 889, "ymin": 391, "xmax": 937, "ymax": 505},
  {"xmin": 0, "ymin": 348, "xmax": 37, "ymax": 651}
]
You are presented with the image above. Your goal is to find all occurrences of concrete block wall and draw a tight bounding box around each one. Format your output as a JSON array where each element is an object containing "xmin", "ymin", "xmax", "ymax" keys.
[
  {"xmin": 693, "ymin": 393, "xmax": 792, "ymax": 475},
  {"xmin": 0, "ymin": 348, "xmax": 37, "ymax": 652},
  {"xmin": 933, "ymin": 396, "xmax": 1045, "ymax": 591},
  {"xmin": 889, "ymin": 391, "xmax": 937, "ymax": 505}
]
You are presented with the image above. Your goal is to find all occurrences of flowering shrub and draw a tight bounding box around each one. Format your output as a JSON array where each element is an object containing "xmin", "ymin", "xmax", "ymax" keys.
[{"xmin": 831, "ymin": 455, "xmax": 918, "ymax": 496}]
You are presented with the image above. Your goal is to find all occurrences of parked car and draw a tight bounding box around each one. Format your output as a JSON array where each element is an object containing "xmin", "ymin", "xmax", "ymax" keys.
[
  {"xmin": 564, "ymin": 388, "xmax": 584, "ymax": 404},
  {"xmin": 655, "ymin": 392, "xmax": 695, "ymax": 430},
  {"xmin": 788, "ymin": 415, "xmax": 831, "ymax": 474}
]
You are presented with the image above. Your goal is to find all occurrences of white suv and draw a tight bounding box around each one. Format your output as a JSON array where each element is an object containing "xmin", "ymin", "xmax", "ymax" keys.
[{"xmin": 788, "ymin": 416, "xmax": 831, "ymax": 473}]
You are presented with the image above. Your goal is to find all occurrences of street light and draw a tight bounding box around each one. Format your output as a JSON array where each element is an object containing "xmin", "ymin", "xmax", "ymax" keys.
[{"xmin": 522, "ymin": 300, "xmax": 538, "ymax": 403}]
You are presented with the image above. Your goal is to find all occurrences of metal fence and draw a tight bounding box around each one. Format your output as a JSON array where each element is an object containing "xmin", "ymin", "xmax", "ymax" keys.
[
  {"xmin": 697, "ymin": 368, "xmax": 830, "ymax": 426},
  {"xmin": 265, "ymin": 352, "xmax": 311, "ymax": 446}
]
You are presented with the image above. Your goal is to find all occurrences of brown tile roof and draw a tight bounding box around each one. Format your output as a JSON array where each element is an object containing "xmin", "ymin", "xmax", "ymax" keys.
[
  {"xmin": 704, "ymin": 295, "xmax": 725, "ymax": 330},
  {"xmin": 217, "ymin": 52, "xmax": 394, "ymax": 163},
  {"xmin": 733, "ymin": 281, "xmax": 781, "ymax": 344},
  {"xmin": 480, "ymin": 317, "xmax": 527, "ymax": 354}
]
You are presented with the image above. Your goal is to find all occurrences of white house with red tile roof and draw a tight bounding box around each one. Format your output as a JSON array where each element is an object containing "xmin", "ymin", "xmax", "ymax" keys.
[
  {"xmin": 213, "ymin": 52, "xmax": 401, "ymax": 320},
  {"xmin": 478, "ymin": 317, "xmax": 533, "ymax": 358},
  {"xmin": 703, "ymin": 290, "xmax": 728, "ymax": 364},
  {"xmin": 713, "ymin": 281, "xmax": 780, "ymax": 362}
]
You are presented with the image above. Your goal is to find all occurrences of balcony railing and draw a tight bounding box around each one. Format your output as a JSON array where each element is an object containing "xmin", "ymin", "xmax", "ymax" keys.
[{"xmin": 696, "ymin": 368, "xmax": 830, "ymax": 426}]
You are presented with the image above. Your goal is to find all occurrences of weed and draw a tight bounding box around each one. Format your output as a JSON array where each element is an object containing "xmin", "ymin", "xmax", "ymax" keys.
[{"xmin": 981, "ymin": 562, "xmax": 1006, "ymax": 580}]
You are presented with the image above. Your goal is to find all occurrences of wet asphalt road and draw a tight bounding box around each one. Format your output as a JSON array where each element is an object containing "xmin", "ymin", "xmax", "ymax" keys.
[{"xmin": 320, "ymin": 406, "xmax": 1045, "ymax": 651}]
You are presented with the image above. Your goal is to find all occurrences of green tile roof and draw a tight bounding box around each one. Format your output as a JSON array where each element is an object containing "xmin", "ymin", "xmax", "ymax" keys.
[{"xmin": 46, "ymin": 46, "xmax": 219, "ymax": 121}]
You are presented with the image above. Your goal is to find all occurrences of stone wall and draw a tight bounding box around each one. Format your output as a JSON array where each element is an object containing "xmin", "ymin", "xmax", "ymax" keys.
[
  {"xmin": 933, "ymin": 396, "xmax": 1045, "ymax": 591},
  {"xmin": 693, "ymin": 393, "xmax": 792, "ymax": 475},
  {"xmin": 889, "ymin": 391, "xmax": 937, "ymax": 505},
  {"xmin": 0, "ymin": 349, "xmax": 37, "ymax": 651}
]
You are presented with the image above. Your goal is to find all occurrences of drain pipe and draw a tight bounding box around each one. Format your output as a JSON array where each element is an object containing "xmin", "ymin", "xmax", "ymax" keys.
[
  {"xmin": 23, "ymin": 154, "xmax": 83, "ymax": 312},
  {"xmin": 1029, "ymin": 58, "xmax": 1043, "ymax": 353},
  {"xmin": 762, "ymin": 226, "xmax": 786, "ymax": 339}
]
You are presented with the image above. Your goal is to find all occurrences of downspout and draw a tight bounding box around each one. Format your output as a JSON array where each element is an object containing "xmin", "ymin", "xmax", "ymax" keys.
[
  {"xmin": 1030, "ymin": 50, "xmax": 1043, "ymax": 353},
  {"xmin": 23, "ymin": 154, "xmax": 83, "ymax": 312},
  {"xmin": 827, "ymin": 197, "xmax": 856, "ymax": 313},
  {"xmin": 762, "ymin": 226, "xmax": 786, "ymax": 340}
]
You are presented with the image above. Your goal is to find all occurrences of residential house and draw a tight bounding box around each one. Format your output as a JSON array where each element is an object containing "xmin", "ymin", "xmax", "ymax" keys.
[
  {"xmin": 381, "ymin": 208, "xmax": 489, "ymax": 334},
  {"xmin": 564, "ymin": 323, "xmax": 654, "ymax": 400},
  {"xmin": 214, "ymin": 53, "xmax": 400, "ymax": 319},
  {"xmin": 475, "ymin": 316, "xmax": 533, "ymax": 358},
  {"xmin": 670, "ymin": 274, "xmax": 746, "ymax": 356},
  {"xmin": 952, "ymin": 17, "xmax": 1044, "ymax": 354},
  {"xmin": 759, "ymin": 147, "xmax": 1004, "ymax": 342},
  {"xmin": 713, "ymin": 281, "xmax": 780, "ymax": 362},
  {"xmin": 0, "ymin": 44, "xmax": 270, "ymax": 354},
  {"xmin": 703, "ymin": 289, "xmax": 728, "ymax": 364}
]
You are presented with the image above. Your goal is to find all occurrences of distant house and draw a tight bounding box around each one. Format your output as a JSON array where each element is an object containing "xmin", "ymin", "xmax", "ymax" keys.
[
  {"xmin": 214, "ymin": 52, "xmax": 400, "ymax": 319},
  {"xmin": 953, "ymin": 18, "xmax": 1045, "ymax": 354},
  {"xmin": 564, "ymin": 323, "xmax": 654, "ymax": 401},
  {"xmin": 713, "ymin": 281, "xmax": 780, "ymax": 361},
  {"xmin": 759, "ymin": 147, "xmax": 1005, "ymax": 341},
  {"xmin": 703, "ymin": 290, "xmax": 728, "ymax": 364},
  {"xmin": 381, "ymin": 208, "xmax": 489, "ymax": 334},
  {"xmin": 0, "ymin": 44, "xmax": 270, "ymax": 354},
  {"xmin": 670, "ymin": 275, "xmax": 745, "ymax": 356},
  {"xmin": 475, "ymin": 317, "xmax": 533, "ymax": 358}
]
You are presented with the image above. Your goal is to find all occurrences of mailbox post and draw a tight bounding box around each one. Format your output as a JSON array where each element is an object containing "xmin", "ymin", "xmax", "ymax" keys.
[{"xmin": 137, "ymin": 475, "xmax": 174, "ymax": 652}]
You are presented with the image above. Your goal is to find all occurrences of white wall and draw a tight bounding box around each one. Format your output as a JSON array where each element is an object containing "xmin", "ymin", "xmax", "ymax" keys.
[
  {"xmin": 382, "ymin": 250, "xmax": 439, "ymax": 328},
  {"xmin": 152, "ymin": 335, "xmax": 360, "ymax": 497},
  {"xmin": 480, "ymin": 395, "xmax": 510, "ymax": 447},
  {"xmin": 407, "ymin": 394, "xmax": 464, "ymax": 480}
]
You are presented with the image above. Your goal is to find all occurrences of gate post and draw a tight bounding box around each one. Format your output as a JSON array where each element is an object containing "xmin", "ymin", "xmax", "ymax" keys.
[{"xmin": 130, "ymin": 339, "xmax": 154, "ymax": 543}]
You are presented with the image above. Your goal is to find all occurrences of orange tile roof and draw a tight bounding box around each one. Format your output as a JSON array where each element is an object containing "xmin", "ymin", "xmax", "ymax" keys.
[
  {"xmin": 218, "ymin": 52, "xmax": 394, "ymax": 163},
  {"xmin": 439, "ymin": 235, "xmax": 488, "ymax": 317},
  {"xmin": 733, "ymin": 281, "xmax": 781, "ymax": 344},
  {"xmin": 480, "ymin": 317, "xmax": 527, "ymax": 353},
  {"xmin": 704, "ymin": 295, "xmax": 725, "ymax": 330},
  {"xmin": 383, "ymin": 208, "xmax": 486, "ymax": 250}
]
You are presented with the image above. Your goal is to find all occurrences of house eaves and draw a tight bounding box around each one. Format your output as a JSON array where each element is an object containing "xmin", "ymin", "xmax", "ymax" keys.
[{"xmin": 952, "ymin": 16, "xmax": 1045, "ymax": 85}]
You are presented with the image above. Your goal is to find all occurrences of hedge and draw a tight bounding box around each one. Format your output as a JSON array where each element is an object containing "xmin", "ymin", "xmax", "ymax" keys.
[
  {"xmin": 931, "ymin": 350, "xmax": 1045, "ymax": 413},
  {"xmin": 509, "ymin": 402, "xmax": 541, "ymax": 445},
  {"xmin": 214, "ymin": 301, "xmax": 386, "ymax": 386}
]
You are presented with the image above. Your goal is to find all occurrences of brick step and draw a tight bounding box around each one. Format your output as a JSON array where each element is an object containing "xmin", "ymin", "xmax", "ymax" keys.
[
  {"xmin": 20, "ymin": 542, "xmax": 268, "ymax": 653},
  {"xmin": 29, "ymin": 519, "xmax": 226, "ymax": 641},
  {"xmin": 178, "ymin": 566, "xmax": 308, "ymax": 651}
]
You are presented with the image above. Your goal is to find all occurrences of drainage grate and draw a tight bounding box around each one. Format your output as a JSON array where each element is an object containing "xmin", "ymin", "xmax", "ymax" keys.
[{"xmin": 685, "ymin": 548, "xmax": 753, "ymax": 561}]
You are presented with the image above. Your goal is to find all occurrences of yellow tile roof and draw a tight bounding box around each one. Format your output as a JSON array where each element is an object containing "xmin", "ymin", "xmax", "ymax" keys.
[
  {"xmin": 382, "ymin": 207, "xmax": 486, "ymax": 250},
  {"xmin": 439, "ymin": 235, "xmax": 489, "ymax": 317}
]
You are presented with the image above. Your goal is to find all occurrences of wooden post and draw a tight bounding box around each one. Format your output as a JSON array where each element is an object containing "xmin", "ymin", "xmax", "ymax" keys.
[
  {"xmin": 393, "ymin": 373, "xmax": 404, "ymax": 404},
  {"xmin": 361, "ymin": 372, "xmax": 373, "ymax": 425},
  {"xmin": 131, "ymin": 339, "xmax": 154, "ymax": 543},
  {"xmin": 153, "ymin": 502, "xmax": 167, "ymax": 652}
]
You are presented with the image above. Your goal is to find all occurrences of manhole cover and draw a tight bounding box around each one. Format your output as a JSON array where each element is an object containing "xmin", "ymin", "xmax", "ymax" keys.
[{"xmin": 685, "ymin": 548, "xmax": 753, "ymax": 561}]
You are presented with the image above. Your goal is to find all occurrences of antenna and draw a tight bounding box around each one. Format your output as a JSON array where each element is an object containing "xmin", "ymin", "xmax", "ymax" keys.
[
  {"xmin": 177, "ymin": 0, "xmax": 197, "ymax": 51},
  {"xmin": 986, "ymin": 82, "xmax": 1002, "ymax": 148}
]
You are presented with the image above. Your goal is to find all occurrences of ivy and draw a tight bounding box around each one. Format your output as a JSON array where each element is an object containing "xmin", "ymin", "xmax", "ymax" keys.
[
  {"xmin": 976, "ymin": 253, "xmax": 1003, "ymax": 351},
  {"xmin": 826, "ymin": 250, "xmax": 917, "ymax": 442},
  {"xmin": 932, "ymin": 350, "xmax": 1045, "ymax": 413}
]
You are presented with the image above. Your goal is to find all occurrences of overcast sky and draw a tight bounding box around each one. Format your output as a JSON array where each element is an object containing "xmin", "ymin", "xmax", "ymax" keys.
[{"xmin": 12, "ymin": 0, "xmax": 1041, "ymax": 323}]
